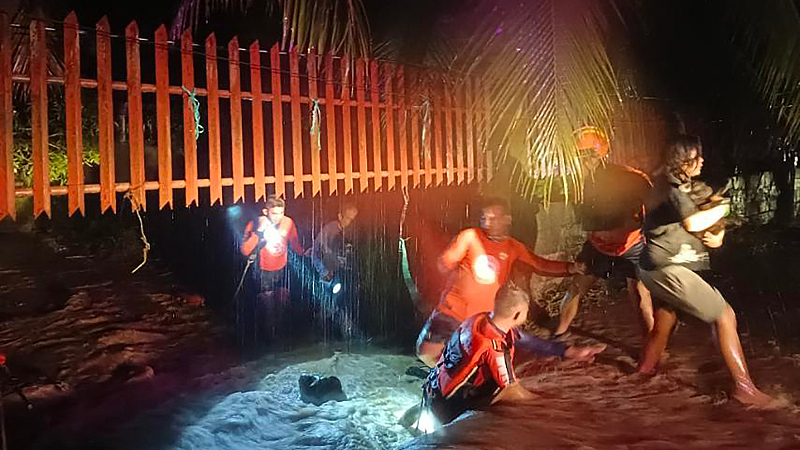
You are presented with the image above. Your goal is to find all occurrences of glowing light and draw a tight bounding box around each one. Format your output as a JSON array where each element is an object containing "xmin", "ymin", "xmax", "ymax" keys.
[
  {"xmin": 332, "ymin": 282, "xmax": 342, "ymax": 294},
  {"xmin": 226, "ymin": 205, "xmax": 241, "ymax": 218},
  {"xmin": 473, "ymin": 255, "xmax": 497, "ymax": 284},
  {"xmin": 412, "ymin": 408, "xmax": 438, "ymax": 434}
]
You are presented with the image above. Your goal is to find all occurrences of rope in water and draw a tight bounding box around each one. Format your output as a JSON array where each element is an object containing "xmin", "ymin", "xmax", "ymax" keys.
[{"xmin": 181, "ymin": 86, "xmax": 205, "ymax": 140}]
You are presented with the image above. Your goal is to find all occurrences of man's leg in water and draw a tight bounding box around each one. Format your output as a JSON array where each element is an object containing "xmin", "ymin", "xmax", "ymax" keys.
[
  {"xmin": 715, "ymin": 303, "xmax": 776, "ymax": 407},
  {"xmin": 638, "ymin": 307, "xmax": 677, "ymax": 373},
  {"xmin": 555, "ymin": 274, "xmax": 597, "ymax": 336},
  {"xmin": 627, "ymin": 277, "xmax": 654, "ymax": 338}
]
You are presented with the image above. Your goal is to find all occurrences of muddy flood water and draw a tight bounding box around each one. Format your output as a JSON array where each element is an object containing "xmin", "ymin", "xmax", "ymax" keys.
[{"xmin": 1, "ymin": 224, "xmax": 800, "ymax": 449}]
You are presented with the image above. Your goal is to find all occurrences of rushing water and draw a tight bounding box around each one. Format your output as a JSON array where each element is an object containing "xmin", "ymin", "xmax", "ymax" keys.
[{"xmin": 171, "ymin": 352, "xmax": 422, "ymax": 450}]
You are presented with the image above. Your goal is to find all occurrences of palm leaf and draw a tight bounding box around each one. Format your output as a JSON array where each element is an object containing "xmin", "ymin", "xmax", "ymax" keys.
[
  {"xmin": 170, "ymin": 0, "xmax": 370, "ymax": 58},
  {"xmin": 726, "ymin": 2, "xmax": 800, "ymax": 149},
  {"xmin": 434, "ymin": 0, "xmax": 620, "ymax": 203}
]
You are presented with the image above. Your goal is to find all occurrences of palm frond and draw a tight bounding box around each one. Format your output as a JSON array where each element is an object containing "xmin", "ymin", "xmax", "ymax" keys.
[
  {"xmin": 433, "ymin": 0, "xmax": 620, "ymax": 203},
  {"xmin": 727, "ymin": 2, "xmax": 800, "ymax": 149},
  {"xmin": 170, "ymin": 0, "xmax": 370, "ymax": 58}
]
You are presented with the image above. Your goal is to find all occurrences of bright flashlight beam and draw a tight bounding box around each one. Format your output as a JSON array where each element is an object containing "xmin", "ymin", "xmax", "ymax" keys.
[
  {"xmin": 332, "ymin": 282, "xmax": 342, "ymax": 294},
  {"xmin": 413, "ymin": 409, "xmax": 438, "ymax": 434}
]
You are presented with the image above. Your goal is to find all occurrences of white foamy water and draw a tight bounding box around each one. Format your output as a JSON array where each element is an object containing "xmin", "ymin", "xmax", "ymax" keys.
[{"xmin": 173, "ymin": 353, "xmax": 423, "ymax": 450}]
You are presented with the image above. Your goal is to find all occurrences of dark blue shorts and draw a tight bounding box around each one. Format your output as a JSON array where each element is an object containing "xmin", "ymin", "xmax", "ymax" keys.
[{"xmin": 577, "ymin": 239, "xmax": 643, "ymax": 280}]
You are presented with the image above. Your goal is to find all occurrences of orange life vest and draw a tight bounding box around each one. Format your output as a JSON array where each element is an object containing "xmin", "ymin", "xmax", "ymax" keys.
[{"xmin": 429, "ymin": 312, "xmax": 516, "ymax": 399}]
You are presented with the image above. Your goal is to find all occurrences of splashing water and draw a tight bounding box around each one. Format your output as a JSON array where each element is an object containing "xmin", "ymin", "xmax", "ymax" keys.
[{"xmin": 172, "ymin": 353, "xmax": 422, "ymax": 450}]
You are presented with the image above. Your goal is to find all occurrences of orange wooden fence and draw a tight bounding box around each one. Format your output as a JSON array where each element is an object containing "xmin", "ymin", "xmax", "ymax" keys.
[{"xmin": 0, "ymin": 12, "xmax": 492, "ymax": 219}]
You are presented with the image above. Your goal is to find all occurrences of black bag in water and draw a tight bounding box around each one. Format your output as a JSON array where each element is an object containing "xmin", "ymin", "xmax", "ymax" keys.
[{"xmin": 298, "ymin": 374, "xmax": 348, "ymax": 406}]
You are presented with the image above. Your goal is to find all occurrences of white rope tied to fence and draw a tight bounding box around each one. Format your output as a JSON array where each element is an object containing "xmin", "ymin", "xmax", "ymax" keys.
[
  {"xmin": 181, "ymin": 86, "xmax": 204, "ymax": 140},
  {"xmin": 124, "ymin": 190, "xmax": 150, "ymax": 274}
]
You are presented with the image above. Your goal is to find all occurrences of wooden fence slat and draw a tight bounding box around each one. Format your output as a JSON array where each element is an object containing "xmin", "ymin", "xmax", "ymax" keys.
[
  {"xmin": 465, "ymin": 77, "xmax": 476, "ymax": 184},
  {"xmin": 126, "ymin": 21, "xmax": 145, "ymax": 209},
  {"xmin": 444, "ymin": 83, "xmax": 454, "ymax": 185},
  {"xmin": 270, "ymin": 44, "xmax": 286, "ymax": 198},
  {"xmin": 410, "ymin": 70, "xmax": 421, "ymax": 188},
  {"xmin": 384, "ymin": 63, "xmax": 396, "ymax": 190},
  {"xmin": 154, "ymin": 25, "xmax": 172, "ymax": 209},
  {"xmin": 324, "ymin": 54, "xmax": 337, "ymax": 194},
  {"xmin": 289, "ymin": 50, "xmax": 304, "ymax": 198},
  {"xmin": 369, "ymin": 60, "xmax": 383, "ymax": 191},
  {"xmin": 481, "ymin": 80, "xmax": 492, "ymax": 180},
  {"xmin": 249, "ymin": 41, "xmax": 266, "ymax": 201},
  {"xmin": 355, "ymin": 59, "xmax": 368, "ymax": 192},
  {"xmin": 396, "ymin": 65, "xmax": 409, "ymax": 190},
  {"xmin": 0, "ymin": 13, "xmax": 11, "ymax": 219},
  {"xmin": 454, "ymin": 86, "xmax": 465, "ymax": 185},
  {"xmin": 64, "ymin": 12, "xmax": 84, "ymax": 215},
  {"xmin": 181, "ymin": 29, "xmax": 198, "ymax": 206},
  {"xmin": 340, "ymin": 58, "xmax": 354, "ymax": 193},
  {"xmin": 30, "ymin": 20, "xmax": 50, "ymax": 217},
  {"xmin": 205, "ymin": 34, "xmax": 222, "ymax": 205},
  {"xmin": 306, "ymin": 52, "xmax": 322, "ymax": 196},
  {"xmin": 228, "ymin": 37, "xmax": 244, "ymax": 203},
  {"xmin": 433, "ymin": 83, "xmax": 444, "ymax": 186},
  {"xmin": 97, "ymin": 18, "xmax": 115, "ymax": 212}
]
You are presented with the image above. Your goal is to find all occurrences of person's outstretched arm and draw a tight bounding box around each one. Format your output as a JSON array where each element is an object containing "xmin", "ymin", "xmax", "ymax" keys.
[
  {"xmin": 516, "ymin": 242, "xmax": 578, "ymax": 277},
  {"xmin": 516, "ymin": 330, "xmax": 566, "ymax": 357}
]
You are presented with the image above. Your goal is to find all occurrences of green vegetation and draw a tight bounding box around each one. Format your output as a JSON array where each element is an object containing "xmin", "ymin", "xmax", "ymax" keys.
[{"xmin": 12, "ymin": 93, "xmax": 101, "ymax": 187}]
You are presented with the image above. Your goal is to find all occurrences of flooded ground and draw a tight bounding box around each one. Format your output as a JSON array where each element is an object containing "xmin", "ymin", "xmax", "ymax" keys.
[{"xmin": 1, "ymin": 225, "xmax": 799, "ymax": 449}]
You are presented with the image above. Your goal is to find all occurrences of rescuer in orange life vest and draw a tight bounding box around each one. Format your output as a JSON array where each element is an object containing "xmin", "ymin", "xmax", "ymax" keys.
[
  {"xmin": 241, "ymin": 195, "xmax": 305, "ymax": 336},
  {"xmin": 421, "ymin": 283, "xmax": 606, "ymax": 426},
  {"xmin": 415, "ymin": 196, "xmax": 584, "ymax": 367}
]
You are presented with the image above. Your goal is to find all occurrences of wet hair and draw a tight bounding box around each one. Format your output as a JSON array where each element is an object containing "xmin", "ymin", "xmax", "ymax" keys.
[
  {"xmin": 481, "ymin": 196, "xmax": 511, "ymax": 214},
  {"xmin": 494, "ymin": 283, "xmax": 530, "ymax": 319},
  {"xmin": 264, "ymin": 195, "xmax": 285, "ymax": 210},
  {"xmin": 664, "ymin": 135, "xmax": 702, "ymax": 183}
]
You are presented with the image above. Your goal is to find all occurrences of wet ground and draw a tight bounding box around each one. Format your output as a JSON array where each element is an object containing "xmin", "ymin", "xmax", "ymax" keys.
[{"xmin": 1, "ymin": 224, "xmax": 799, "ymax": 449}]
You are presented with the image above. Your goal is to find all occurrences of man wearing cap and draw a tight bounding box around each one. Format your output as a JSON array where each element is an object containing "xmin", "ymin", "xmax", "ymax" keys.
[{"xmin": 554, "ymin": 127, "xmax": 655, "ymax": 340}]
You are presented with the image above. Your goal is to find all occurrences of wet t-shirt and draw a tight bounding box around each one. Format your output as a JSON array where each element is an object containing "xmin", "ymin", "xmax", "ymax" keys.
[
  {"xmin": 640, "ymin": 174, "xmax": 709, "ymax": 272},
  {"xmin": 436, "ymin": 228, "xmax": 571, "ymax": 322}
]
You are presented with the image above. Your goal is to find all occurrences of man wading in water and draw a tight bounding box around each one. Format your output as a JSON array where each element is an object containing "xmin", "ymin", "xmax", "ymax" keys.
[{"xmin": 415, "ymin": 197, "xmax": 584, "ymax": 367}]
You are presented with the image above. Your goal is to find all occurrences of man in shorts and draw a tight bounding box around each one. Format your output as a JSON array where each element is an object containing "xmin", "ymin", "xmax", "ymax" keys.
[{"xmin": 555, "ymin": 127, "xmax": 654, "ymax": 339}]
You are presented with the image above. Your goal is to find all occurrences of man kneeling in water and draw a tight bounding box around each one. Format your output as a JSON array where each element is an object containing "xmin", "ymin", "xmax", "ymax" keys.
[{"xmin": 421, "ymin": 284, "xmax": 606, "ymax": 426}]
